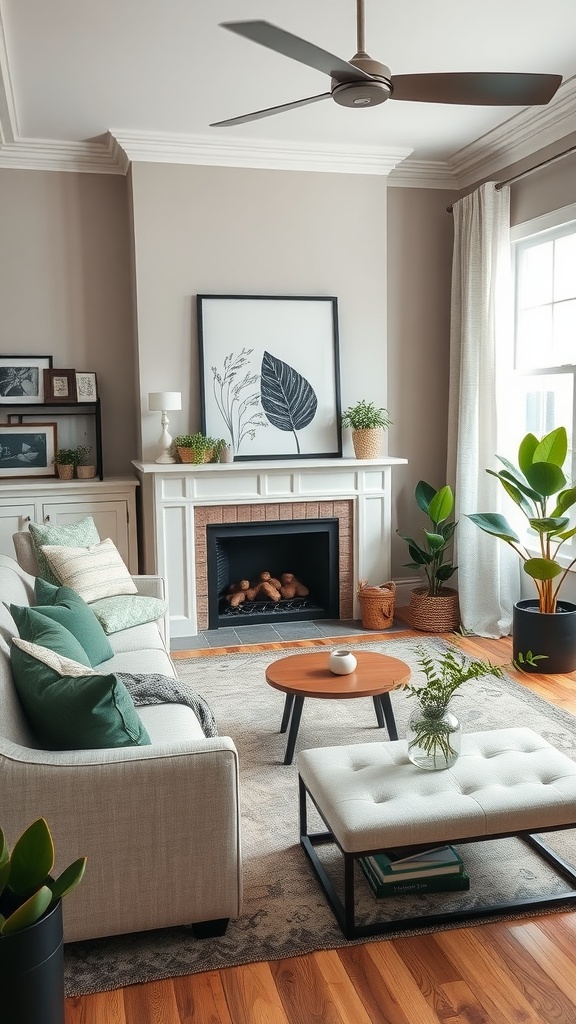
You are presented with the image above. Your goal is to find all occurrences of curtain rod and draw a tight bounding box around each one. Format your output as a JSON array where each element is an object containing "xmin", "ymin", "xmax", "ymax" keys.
[{"xmin": 445, "ymin": 143, "xmax": 576, "ymax": 213}]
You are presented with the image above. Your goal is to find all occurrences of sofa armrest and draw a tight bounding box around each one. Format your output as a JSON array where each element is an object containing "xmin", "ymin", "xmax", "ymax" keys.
[
  {"xmin": 1, "ymin": 736, "xmax": 242, "ymax": 941},
  {"xmin": 130, "ymin": 573, "xmax": 170, "ymax": 646}
]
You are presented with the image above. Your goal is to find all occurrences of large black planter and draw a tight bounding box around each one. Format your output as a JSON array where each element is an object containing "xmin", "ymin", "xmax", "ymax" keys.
[
  {"xmin": 0, "ymin": 898, "xmax": 64, "ymax": 1024},
  {"xmin": 513, "ymin": 599, "xmax": 576, "ymax": 674}
]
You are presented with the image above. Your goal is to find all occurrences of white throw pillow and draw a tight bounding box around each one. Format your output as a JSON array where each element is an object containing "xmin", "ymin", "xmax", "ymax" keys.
[
  {"xmin": 40, "ymin": 538, "xmax": 138, "ymax": 604},
  {"xmin": 11, "ymin": 637, "xmax": 105, "ymax": 676}
]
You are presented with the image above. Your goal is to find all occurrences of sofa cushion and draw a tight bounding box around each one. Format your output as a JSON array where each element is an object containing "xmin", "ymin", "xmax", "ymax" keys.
[
  {"xmin": 87, "ymin": 594, "xmax": 169, "ymax": 635},
  {"xmin": 10, "ymin": 637, "xmax": 151, "ymax": 750},
  {"xmin": 29, "ymin": 516, "xmax": 101, "ymax": 585},
  {"xmin": 41, "ymin": 538, "xmax": 138, "ymax": 603},
  {"xmin": 10, "ymin": 579, "xmax": 114, "ymax": 667},
  {"xmin": 10, "ymin": 607, "xmax": 92, "ymax": 665}
]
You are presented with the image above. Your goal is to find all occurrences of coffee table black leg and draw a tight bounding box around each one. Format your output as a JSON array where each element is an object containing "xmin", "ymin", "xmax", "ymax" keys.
[
  {"xmin": 373, "ymin": 695, "xmax": 385, "ymax": 728},
  {"xmin": 284, "ymin": 696, "xmax": 305, "ymax": 765},
  {"xmin": 280, "ymin": 694, "xmax": 295, "ymax": 734},
  {"xmin": 379, "ymin": 693, "xmax": 398, "ymax": 740}
]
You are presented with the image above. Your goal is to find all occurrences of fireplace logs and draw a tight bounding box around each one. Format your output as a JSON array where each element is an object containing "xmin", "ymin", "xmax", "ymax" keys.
[{"xmin": 227, "ymin": 570, "xmax": 309, "ymax": 605}]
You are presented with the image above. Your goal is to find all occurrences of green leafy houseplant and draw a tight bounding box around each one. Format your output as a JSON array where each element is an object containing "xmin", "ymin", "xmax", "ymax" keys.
[
  {"xmin": 341, "ymin": 400, "xmax": 392, "ymax": 430},
  {"xmin": 0, "ymin": 818, "xmax": 86, "ymax": 935},
  {"xmin": 172, "ymin": 433, "xmax": 219, "ymax": 464},
  {"xmin": 52, "ymin": 448, "xmax": 79, "ymax": 467},
  {"xmin": 75, "ymin": 444, "xmax": 92, "ymax": 466},
  {"xmin": 398, "ymin": 481, "xmax": 457, "ymax": 597},
  {"xmin": 467, "ymin": 426, "xmax": 576, "ymax": 614}
]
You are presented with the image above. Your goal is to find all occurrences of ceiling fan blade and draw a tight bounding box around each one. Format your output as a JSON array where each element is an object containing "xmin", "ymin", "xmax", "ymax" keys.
[
  {"xmin": 220, "ymin": 20, "xmax": 373, "ymax": 84},
  {"xmin": 210, "ymin": 93, "xmax": 332, "ymax": 128},
  {"xmin": 390, "ymin": 72, "xmax": 562, "ymax": 106}
]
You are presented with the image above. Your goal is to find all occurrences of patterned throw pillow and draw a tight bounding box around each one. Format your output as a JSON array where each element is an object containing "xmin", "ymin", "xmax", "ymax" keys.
[
  {"xmin": 88, "ymin": 595, "xmax": 169, "ymax": 634},
  {"xmin": 40, "ymin": 538, "xmax": 138, "ymax": 604},
  {"xmin": 29, "ymin": 516, "xmax": 101, "ymax": 585}
]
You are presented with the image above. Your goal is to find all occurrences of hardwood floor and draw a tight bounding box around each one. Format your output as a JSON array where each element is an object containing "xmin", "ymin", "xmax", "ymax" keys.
[{"xmin": 66, "ymin": 622, "xmax": 576, "ymax": 1024}]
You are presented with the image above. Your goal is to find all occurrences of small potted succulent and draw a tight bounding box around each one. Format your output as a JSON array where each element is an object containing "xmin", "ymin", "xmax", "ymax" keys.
[
  {"xmin": 172, "ymin": 433, "xmax": 218, "ymax": 465},
  {"xmin": 341, "ymin": 400, "xmax": 392, "ymax": 459},
  {"xmin": 75, "ymin": 444, "xmax": 95, "ymax": 479},
  {"xmin": 52, "ymin": 447, "xmax": 79, "ymax": 480},
  {"xmin": 1, "ymin": 818, "xmax": 86, "ymax": 1024}
]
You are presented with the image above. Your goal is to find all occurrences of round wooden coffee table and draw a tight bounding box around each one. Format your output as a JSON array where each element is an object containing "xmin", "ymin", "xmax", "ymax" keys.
[{"xmin": 265, "ymin": 650, "xmax": 411, "ymax": 764}]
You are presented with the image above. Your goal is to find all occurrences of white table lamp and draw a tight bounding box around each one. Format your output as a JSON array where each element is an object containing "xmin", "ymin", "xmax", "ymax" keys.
[{"xmin": 148, "ymin": 391, "xmax": 182, "ymax": 464}]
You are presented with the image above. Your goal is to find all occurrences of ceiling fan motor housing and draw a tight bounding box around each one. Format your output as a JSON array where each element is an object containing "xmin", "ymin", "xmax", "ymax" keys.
[{"xmin": 332, "ymin": 52, "xmax": 392, "ymax": 107}]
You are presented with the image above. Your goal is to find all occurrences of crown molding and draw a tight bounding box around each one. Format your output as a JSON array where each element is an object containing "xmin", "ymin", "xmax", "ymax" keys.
[
  {"xmin": 109, "ymin": 130, "xmax": 413, "ymax": 176},
  {"xmin": 448, "ymin": 75, "xmax": 576, "ymax": 188},
  {"xmin": 0, "ymin": 132, "xmax": 128, "ymax": 173},
  {"xmin": 388, "ymin": 159, "xmax": 458, "ymax": 189}
]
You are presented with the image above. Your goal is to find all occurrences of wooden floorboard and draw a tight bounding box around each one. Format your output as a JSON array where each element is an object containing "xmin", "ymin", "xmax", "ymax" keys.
[{"xmin": 66, "ymin": 619, "xmax": 576, "ymax": 1024}]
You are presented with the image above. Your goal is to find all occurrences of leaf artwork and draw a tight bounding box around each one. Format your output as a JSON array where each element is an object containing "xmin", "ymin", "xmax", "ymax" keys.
[
  {"xmin": 260, "ymin": 351, "xmax": 318, "ymax": 455},
  {"xmin": 211, "ymin": 349, "xmax": 267, "ymax": 453}
]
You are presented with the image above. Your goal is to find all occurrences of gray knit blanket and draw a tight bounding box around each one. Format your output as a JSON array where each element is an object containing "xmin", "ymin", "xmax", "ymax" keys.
[{"xmin": 118, "ymin": 672, "xmax": 218, "ymax": 738}]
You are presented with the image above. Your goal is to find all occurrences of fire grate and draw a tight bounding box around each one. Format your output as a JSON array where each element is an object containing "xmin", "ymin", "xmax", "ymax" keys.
[{"xmin": 220, "ymin": 597, "xmax": 323, "ymax": 617}]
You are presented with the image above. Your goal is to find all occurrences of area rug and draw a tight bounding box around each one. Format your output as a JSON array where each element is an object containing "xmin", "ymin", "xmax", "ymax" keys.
[{"xmin": 64, "ymin": 636, "xmax": 576, "ymax": 995}]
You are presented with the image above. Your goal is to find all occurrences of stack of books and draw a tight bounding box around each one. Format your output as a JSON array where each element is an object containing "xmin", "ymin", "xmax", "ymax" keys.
[{"xmin": 359, "ymin": 844, "xmax": 470, "ymax": 897}]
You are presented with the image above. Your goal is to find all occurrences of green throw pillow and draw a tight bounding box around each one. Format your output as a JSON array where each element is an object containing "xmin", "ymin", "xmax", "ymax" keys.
[
  {"xmin": 9, "ymin": 580, "xmax": 114, "ymax": 667},
  {"xmin": 29, "ymin": 516, "xmax": 101, "ymax": 585},
  {"xmin": 88, "ymin": 595, "xmax": 168, "ymax": 634},
  {"xmin": 10, "ymin": 639, "xmax": 150, "ymax": 750},
  {"xmin": 10, "ymin": 607, "xmax": 92, "ymax": 666}
]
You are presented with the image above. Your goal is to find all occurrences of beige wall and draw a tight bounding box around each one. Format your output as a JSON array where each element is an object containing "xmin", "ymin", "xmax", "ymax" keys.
[
  {"xmin": 130, "ymin": 162, "xmax": 390, "ymax": 464},
  {"xmin": 0, "ymin": 169, "xmax": 137, "ymax": 475},
  {"xmin": 386, "ymin": 186, "xmax": 455, "ymax": 575}
]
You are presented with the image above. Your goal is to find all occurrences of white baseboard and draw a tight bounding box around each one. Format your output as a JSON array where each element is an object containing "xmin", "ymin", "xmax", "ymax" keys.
[{"xmin": 393, "ymin": 577, "xmax": 419, "ymax": 606}]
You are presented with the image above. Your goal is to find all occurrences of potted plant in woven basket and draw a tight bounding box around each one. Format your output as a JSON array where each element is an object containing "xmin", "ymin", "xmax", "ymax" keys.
[
  {"xmin": 172, "ymin": 433, "xmax": 218, "ymax": 465},
  {"xmin": 357, "ymin": 580, "xmax": 396, "ymax": 630},
  {"xmin": 75, "ymin": 444, "xmax": 95, "ymax": 479},
  {"xmin": 341, "ymin": 400, "xmax": 392, "ymax": 460},
  {"xmin": 52, "ymin": 448, "xmax": 79, "ymax": 480},
  {"xmin": 398, "ymin": 480, "xmax": 460, "ymax": 632}
]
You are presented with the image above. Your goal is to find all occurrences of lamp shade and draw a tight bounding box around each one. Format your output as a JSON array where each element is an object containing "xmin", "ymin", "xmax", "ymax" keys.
[{"xmin": 148, "ymin": 391, "xmax": 182, "ymax": 412}]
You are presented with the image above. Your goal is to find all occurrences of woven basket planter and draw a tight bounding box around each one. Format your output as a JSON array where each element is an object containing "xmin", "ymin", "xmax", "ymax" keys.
[
  {"xmin": 177, "ymin": 447, "xmax": 213, "ymax": 464},
  {"xmin": 55, "ymin": 464, "xmax": 74, "ymax": 480},
  {"xmin": 352, "ymin": 428, "xmax": 382, "ymax": 460},
  {"xmin": 357, "ymin": 580, "xmax": 396, "ymax": 630},
  {"xmin": 409, "ymin": 586, "xmax": 460, "ymax": 633}
]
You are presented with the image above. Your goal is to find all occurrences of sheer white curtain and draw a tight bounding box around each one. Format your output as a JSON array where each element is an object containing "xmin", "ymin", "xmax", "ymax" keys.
[{"xmin": 447, "ymin": 181, "xmax": 519, "ymax": 637}]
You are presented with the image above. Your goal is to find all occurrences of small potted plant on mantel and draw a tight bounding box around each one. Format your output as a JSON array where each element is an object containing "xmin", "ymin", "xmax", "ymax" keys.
[
  {"xmin": 172, "ymin": 432, "xmax": 219, "ymax": 464},
  {"xmin": 52, "ymin": 448, "xmax": 79, "ymax": 480},
  {"xmin": 75, "ymin": 444, "xmax": 95, "ymax": 479},
  {"xmin": 341, "ymin": 400, "xmax": 392, "ymax": 459}
]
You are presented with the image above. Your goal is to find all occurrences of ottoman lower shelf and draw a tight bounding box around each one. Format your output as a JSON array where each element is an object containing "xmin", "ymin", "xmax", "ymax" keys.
[{"xmin": 298, "ymin": 728, "xmax": 576, "ymax": 939}]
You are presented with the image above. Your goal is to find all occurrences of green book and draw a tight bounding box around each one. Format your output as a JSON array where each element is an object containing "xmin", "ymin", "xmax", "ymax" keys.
[
  {"xmin": 367, "ymin": 845, "xmax": 464, "ymax": 883},
  {"xmin": 360, "ymin": 857, "xmax": 470, "ymax": 898}
]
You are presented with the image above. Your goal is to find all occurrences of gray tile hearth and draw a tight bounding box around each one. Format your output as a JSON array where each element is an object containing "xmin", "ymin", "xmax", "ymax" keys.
[{"xmin": 170, "ymin": 617, "xmax": 408, "ymax": 651}]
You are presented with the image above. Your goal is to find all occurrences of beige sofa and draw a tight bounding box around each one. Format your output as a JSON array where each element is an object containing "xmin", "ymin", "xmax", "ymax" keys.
[{"xmin": 0, "ymin": 542, "xmax": 242, "ymax": 943}]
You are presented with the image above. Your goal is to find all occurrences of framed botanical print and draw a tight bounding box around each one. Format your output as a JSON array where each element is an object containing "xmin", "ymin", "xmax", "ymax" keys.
[
  {"xmin": 43, "ymin": 368, "xmax": 77, "ymax": 404},
  {"xmin": 75, "ymin": 371, "xmax": 98, "ymax": 402},
  {"xmin": 0, "ymin": 356, "xmax": 53, "ymax": 404},
  {"xmin": 0, "ymin": 422, "xmax": 57, "ymax": 478},
  {"xmin": 197, "ymin": 295, "xmax": 342, "ymax": 461}
]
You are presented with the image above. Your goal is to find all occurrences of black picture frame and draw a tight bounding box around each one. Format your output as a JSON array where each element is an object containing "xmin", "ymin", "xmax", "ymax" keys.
[
  {"xmin": 197, "ymin": 295, "xmax": 342, "ymax": 461},
  {"xmin": 0, "ymin": 355, "xmax": 53, "ymax": 405},
  {"xmin": 43, "ymin": 368, "xmax": 77, "ymax": 404}
]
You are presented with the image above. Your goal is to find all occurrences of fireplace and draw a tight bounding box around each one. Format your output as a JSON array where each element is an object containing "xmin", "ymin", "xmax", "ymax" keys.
[{"xmin": 206, "ymin": 519, "xmax": 339, "ymax": 628}]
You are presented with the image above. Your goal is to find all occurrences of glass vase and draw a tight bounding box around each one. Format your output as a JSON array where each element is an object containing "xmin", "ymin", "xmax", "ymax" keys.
[{"xmin": 407, "ymin": 702, "xmax": 462, "ymax": 771}]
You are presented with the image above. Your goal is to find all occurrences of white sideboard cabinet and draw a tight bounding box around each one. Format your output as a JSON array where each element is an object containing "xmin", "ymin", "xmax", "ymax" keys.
[{"xmin": 0, "ymin": 477, "xmax": 139, "ymax": 572}]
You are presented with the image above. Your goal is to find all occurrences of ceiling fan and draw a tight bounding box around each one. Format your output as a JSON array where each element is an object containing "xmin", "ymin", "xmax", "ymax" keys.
[{"xmin": 210, "ymin": 0, "xmax": 562, "ymax": 128}]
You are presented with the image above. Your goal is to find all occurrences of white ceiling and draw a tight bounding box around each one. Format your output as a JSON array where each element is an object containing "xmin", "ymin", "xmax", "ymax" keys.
[{"xmin": 1, "ymin": 0, "xmax": 576, "ymax": 184}]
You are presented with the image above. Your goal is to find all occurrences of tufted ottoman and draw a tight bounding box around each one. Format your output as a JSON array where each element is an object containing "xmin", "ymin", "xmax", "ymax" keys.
[{"xmin": 298, "ymin": 727, "xmax": 576, "ymax": 938}]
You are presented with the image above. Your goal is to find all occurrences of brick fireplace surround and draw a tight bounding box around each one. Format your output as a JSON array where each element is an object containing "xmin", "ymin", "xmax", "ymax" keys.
[{"xmin": 134, "ymin": 457, "xmax": 407, "ymax": 639}]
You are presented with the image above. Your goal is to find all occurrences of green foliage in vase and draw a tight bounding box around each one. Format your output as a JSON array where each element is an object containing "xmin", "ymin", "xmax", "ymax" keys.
[
  {"xmin": 52, "ymin": 447, "xmax": 80, "ymax": 466},
  {"xmin": 466, "ymin": 426, "xmax": 576, "ymax": 614},
  {"xmin": 404, "ymin": 646, "xmax": 504, "ymax": 715},
  {"xmin": 0, "ymin": 818, "xmax": 86, "ymax": 936},
  {"xmin": 341, "ymin": 400, "xmax": 392, "ymax": 431},
  {"xmin": 398, "ymin": 481, "xmax": 457, "ymax": 597}
]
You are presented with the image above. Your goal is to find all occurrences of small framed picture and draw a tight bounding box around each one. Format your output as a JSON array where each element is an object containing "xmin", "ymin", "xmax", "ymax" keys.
[
  {"xmin": 43, "ymin": 368, "xmax": 78, "ymax": 404},
  {"xmin": 0, "ymin": 422, "xmax": 57, "ymax": 478},
  {"xmin": 0, "ymin": 356, "xmax": 53, "ymax": 405},
  {"xmin": 75, "ymin": 371, "xmax": 98, "ymax": 402}
]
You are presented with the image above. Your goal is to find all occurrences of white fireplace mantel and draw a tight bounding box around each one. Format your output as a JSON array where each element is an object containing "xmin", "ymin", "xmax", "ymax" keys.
[{"xmin": 133, "ymin": 457, "xmax": 407, "ymax": 637}]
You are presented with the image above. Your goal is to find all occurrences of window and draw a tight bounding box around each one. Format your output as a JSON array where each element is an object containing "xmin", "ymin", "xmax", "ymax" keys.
[{"xmin": 506, "ymin": 205, "xmax": 576, "ymax": 562}]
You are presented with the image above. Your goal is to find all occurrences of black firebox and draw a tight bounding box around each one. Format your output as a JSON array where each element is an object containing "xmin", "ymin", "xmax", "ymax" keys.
[{"xmin": 206, "ymin": 519, "xmax": 339, "ymax": 628}]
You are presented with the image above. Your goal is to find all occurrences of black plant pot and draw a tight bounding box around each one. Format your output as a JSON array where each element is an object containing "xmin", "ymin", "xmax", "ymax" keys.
[
  {"xmin": 513, "ymin": 599, "xmax": 576, "ymax": 674},
  {"xmin": 0, "ymin": 899, "xmax": 64, "ymax": 1024}
]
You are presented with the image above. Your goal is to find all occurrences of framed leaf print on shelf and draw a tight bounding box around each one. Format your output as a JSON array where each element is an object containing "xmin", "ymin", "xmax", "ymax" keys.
[
  {"xmin": 0, "ymin": 356, "xmax": 53, "ymax": 405},
  {"xmin": 197, "ymin": 295, "xmax": 342, "ymax": 461},
  {"xmin": 0, "ymin": 422, "xmax": 57, "ymax": 478}
]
